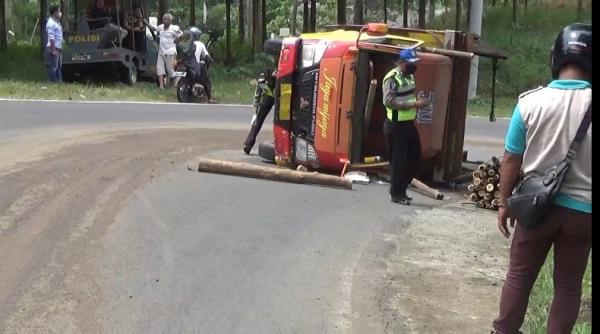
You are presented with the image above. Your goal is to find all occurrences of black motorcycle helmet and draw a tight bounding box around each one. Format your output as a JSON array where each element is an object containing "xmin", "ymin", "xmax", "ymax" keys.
[
  {"xmin": 550, "ymin": 23, "xmax": 592, "ymax": 80},
  {"xmin": 189, "ymin": 26, "xmax": 202, "ymax": 41}
]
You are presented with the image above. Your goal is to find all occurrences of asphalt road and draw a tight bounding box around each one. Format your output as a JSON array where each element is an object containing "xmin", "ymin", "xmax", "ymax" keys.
[
  {"xmin": 0, "ymin": 100, "xmax": 508, "ymax": 333},
  {"xmin": 0, "ymin": 99, "xmax": 508, "ymax": 160}
]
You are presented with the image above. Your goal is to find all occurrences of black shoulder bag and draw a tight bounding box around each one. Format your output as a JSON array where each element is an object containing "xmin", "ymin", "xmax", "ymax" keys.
[{"xmin": 506, "ymin": 103, "xmax": 591, "ymax": 229}]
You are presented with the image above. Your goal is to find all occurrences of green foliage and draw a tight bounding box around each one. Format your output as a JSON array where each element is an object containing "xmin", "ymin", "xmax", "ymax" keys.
[
  {"xmin": 206, "ymin": 3, "xmax": 226, "ymax": 34},
  {"xmin": 208, "ymin": 33, "xmax": 253, "ymax": 63},
  {"xmin": 0, "ymin": 41, "xmax": 45, "ymax": 81},
  {"xmin": 266, "ymin": 0, "xmax": 293, "ymax": 36},
  {"xmin": 9, "ymin": 0, "xmax": 38, "ymax": 39},
  {"xmin": 430, "ymin": 3, "xmax": 591, "ymax": 99}
]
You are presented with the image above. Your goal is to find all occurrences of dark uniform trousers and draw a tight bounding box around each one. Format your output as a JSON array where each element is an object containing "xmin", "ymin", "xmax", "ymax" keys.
[
  {"xmin": 244, "ymin": 95, "xmax": 275, "ymax": 150},
  {"xmin": 385, "ymin": 120, "xmax": 421, "ymax": 198}
]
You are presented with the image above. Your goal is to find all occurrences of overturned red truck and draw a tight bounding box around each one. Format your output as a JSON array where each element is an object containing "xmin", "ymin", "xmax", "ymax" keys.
[{"xmin": 259, "ymin": 23, "xmax": 505, "ymax": 183}]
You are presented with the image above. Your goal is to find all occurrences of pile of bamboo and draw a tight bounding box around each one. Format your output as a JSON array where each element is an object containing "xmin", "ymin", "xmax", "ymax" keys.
[{"xmin": 467, "ymin": 157, "xmax": 501, "ymax": 210}]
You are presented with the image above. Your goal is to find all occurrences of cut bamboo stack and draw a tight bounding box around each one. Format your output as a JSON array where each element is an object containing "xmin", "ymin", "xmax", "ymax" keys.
[{"xmin": 466, "ymin": 156, "xmax": 501, "ymax": 210}]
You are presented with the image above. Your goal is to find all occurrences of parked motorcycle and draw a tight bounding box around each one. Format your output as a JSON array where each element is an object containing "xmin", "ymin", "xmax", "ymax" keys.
[{"xmin": 174, "ymin": 60, "xmax": 209, "ymax": 103}]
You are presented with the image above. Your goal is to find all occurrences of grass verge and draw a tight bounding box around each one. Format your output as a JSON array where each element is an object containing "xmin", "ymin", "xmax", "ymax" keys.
[
  {"xmin": 524, "ymin": 250, "xmax": 592, "ymax": 333},
  {"xmin": 0, "ymin": 67, "xmax": 254, "ymax": 104},
  {"xmin": 0, "ymin": 42, "xmax": 256, "ymax": 104}
]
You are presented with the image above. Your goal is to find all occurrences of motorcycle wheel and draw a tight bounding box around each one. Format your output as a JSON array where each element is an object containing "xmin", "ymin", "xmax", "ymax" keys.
[{"xmin": 176, "ymin": 77, "xmax": 193, "ymax": 103}]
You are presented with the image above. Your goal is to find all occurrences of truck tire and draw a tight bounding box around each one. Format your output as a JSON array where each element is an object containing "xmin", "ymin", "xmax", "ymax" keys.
[
  {"xmin": 258, "ymin": 141, "xmax": 276, "ymax": 163},
  {"xmin": 263, "ymin": 39, "xmax": 283, "ymax": 57},
  {"xmin": 62, "ymin": 69, "xmax": 75, "ymax": 83},
  {"xmin": 121, "ymin": 63, "xmax": 138, "ymax": 85}
]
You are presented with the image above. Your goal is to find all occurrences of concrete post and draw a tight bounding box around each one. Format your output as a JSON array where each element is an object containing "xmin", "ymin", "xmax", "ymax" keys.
[{"xmin": 468, "ymin": 0, "xmax": 483, "ymax": 99}]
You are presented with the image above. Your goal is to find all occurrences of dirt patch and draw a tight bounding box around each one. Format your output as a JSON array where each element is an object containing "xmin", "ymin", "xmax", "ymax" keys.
[
  {"xmin": 0, "ymin": 128, "xmax": 249, "ymax": 333},
  {"xmin": 350, "ymin": 202, "xmax": 510, "ymax": 333}
]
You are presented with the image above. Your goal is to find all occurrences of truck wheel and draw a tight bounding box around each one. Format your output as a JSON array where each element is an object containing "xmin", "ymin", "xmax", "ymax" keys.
[
  {"xmin": 62, "ymin": 70, "xmax": 75, "ymax": 83},
  {"xmin": 263, "ymin": 39, "xmax": 283, "ymax": 57},
  {"xmin": 258, "ymin": 141, "xmax": 276, "ymax": 163},
  {"xmin": 121, "ymin": 63, "xmax": 138, "ymax": 85}
]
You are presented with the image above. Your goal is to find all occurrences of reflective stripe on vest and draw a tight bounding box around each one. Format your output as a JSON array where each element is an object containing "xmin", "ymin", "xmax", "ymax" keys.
[{"xmin": 384, "ymin": 69, "xmax": 417, "ymax": 122}]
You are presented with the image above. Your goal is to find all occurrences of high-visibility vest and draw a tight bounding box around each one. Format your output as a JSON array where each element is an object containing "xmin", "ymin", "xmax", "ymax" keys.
[{"xmin": 384, "ymin": 69, "xmax": 417, "ymax": 122}]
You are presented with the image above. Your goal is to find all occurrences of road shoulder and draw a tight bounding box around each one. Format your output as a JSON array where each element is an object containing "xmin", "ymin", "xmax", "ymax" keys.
[{"xmin": 351, "ymin": 201, "xmax": 510, "ymax": 333}]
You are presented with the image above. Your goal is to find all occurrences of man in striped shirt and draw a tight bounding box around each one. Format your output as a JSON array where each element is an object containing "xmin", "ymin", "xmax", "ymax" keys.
[{"xmin": 46, "ymin": 5, "xmax": 63, "ymax": 83}]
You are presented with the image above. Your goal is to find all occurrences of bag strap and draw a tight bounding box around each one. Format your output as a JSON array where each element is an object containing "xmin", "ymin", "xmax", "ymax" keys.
[{"xmin": 566, "ymin": 102, "xmax": 592, "ymax": 164}]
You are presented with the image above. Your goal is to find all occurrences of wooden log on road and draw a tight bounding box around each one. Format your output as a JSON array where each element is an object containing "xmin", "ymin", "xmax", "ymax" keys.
[
  {"xmin": 410, "ymin": 178, "xmax": 444, "ymax": 200},
  {"xmin": 195, "ymin": 158, "xmax": 353, "ymax": 190}
]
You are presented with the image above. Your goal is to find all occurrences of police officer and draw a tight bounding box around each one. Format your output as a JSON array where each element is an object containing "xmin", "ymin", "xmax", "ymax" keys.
[
  {"xmin": 382, "ymin": 48, "xmax": 428, "ymax": 205},
  {"xmin": 243, "ymin": 63, "xmax": 278, "ymax": 154},
  {"xmin": 493, "ymin": 23, "xmax": 591, "ymax": 334}
]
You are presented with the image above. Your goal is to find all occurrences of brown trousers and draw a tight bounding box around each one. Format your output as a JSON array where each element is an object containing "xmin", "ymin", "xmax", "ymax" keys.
[{"xmin": 493, "ymin": 205, "xmax": 591, "ymax": 334}]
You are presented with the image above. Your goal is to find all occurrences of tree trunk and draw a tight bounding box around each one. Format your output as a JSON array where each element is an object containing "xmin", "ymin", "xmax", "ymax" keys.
[
  {"xmin": 262, "ymin": 0, "xmax": 267, "ymax": 41},
  {"xmin": 60, "ymin": 0, "xmax": 68, "ymax": 31},
  {"xmin": 503, "ymin": 0, "xmax": 508, "ymax": 7},
  {"xmin": 418, "ymin": 0, "xmax": 426, "ymax": 28},
  {"xmin": 40, "ymin": 0, "xmax": 48, "ymax": 60},
  {"xmin": 512, "ymin": 0, "xmax": 517, "ymax": 24},
  {"xmin": 492, "ymin": 0, "xmax": 496, "ymax": 6},
  {"xmin": 310, "ymin": 0, "xmax": 316, "ymax": 32},
  {"xmin": 0, "ymin": 0, "xmax": 6, "ymax": 50},
  {"xmin": 466, "ymin": 0, "xmax": 471, "ymax": 30},
  {"xmin": 577, "ymin": 0, "xmax": 583, "ymax": 21},
  {"xmin": 353, "ymin": 0, "xmax": 363, "ymax": 24},
  {"xmin": 384, "ymin": 0, "xmax": 388, "ymax": 23},
  {"xmin": 238, "ymin": 0, "xmax": 244, "ymax": 41},
  {"xmin": 523, "ymin": 0, "xmax": 527, "ymax": 10},
  {"xmin": 252, "ymin": 0, "xmax": 260, "ymax": 56},
  {"xmin": 190, "ymin": 0, "xmax": 196, "ymax": 26},
  {"xmin": 428, "ymin": 0, "xmax": 435, "ymax": 25},
  {"xmin": 455, "ymin": 0, "xmax": 461, "ymax": 31},
  {"xmin": 303, "ymin": 0, "xmax": 309, "ymax": 32},
  {"xmin": 159, "ymin": 0, "xmax": 168, "ymax": 22},
  {"xmin": 291, "ymin": 1, "xmax": 298, "ymax": 35},
  {"xmin": 225, "ymin": 0, "xmax": 231, "ymax": 64},
  {"xmin": 403, "ymin": 0, "xmax": 409, "ymax": 27},
  {"xmin": 337, "ymin": 0, "xmax": 346, "ymax": 24}
]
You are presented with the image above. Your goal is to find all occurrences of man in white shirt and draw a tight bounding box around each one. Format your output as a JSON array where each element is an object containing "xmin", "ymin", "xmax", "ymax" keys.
[
  {"xmin": 46, "ymin": 5, "xmax": 63, "ymax": 83},
  {"xmin": 154, "ymin": 13, "xmax": 182, "ymax": 89},
  {"xmin": 194, "ymin": 40, "xmax": 213, "ymax": 64}
]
